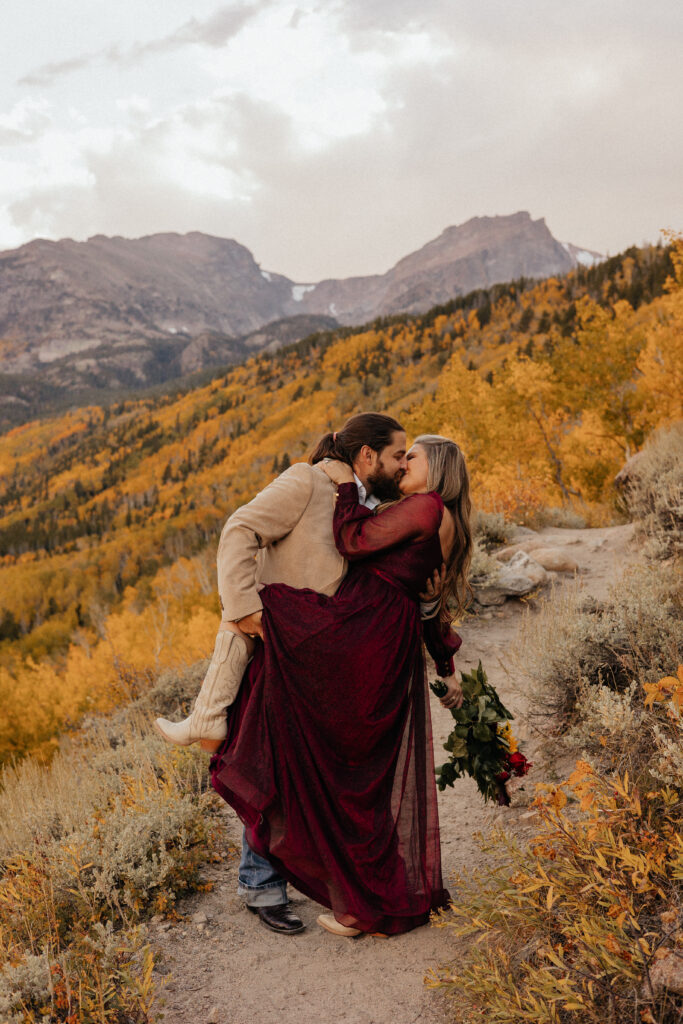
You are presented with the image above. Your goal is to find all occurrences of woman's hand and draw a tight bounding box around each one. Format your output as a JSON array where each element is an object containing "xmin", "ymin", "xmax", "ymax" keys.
[
  {"xmin": 439, "ymin": 675, "xmax": 463, "ymax": 710},
  {"xmin": 319, "ymin": 458, "xmax": 355, "ymax": 485}
]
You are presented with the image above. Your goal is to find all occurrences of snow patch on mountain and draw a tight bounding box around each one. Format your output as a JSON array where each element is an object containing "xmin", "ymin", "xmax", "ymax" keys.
[
  {"xmin": 574, "ymin": 249, "xmax": 601, "ymax": 267},
  {"xmin": 292, "ymin": 284, "xmax": 315, "ymax": 302},
  {"xmin": 561, "ymin": 241, "xmax": 603, "ymax": 268}
]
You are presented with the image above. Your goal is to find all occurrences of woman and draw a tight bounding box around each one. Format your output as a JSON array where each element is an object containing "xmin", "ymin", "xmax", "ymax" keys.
[{"xmin": 210, "ymin": 435, "xmax": 471, "ymax": 937}]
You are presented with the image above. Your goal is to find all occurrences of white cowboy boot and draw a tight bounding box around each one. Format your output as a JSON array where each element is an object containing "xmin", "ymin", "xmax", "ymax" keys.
[{"xmin": 154, "ymin": 630, "xmax": 250, "ymax": 748}]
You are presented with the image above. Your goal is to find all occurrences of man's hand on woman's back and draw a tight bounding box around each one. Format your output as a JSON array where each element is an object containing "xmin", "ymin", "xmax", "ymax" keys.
[{"xmin": 419, "ymin": 563, "xmax": 446, "ymax": 605}]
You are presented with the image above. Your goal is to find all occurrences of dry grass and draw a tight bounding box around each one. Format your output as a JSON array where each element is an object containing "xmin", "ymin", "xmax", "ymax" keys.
[
  {"xmin": 0, "ymin": 661, "xmax": 227, "ymax": 1023},
  {"xmin": 515, "ymin": 563, "xmax": 682, "ymax": 739},
  {"xmin": 624, "ymin": 421, "xmax": 683, "ymax": 558},
  {"xmin": 473, "ymin": 509, "xmax": 511, "ymax": 549}
]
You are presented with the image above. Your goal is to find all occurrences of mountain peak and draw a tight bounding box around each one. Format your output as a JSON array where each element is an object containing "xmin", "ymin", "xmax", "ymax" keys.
[{"xmin": 0, "ymin": 213, "xmax": 602, "ymax": 402}]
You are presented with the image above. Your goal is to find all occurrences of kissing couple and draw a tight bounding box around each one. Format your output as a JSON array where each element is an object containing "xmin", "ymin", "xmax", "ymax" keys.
[{"xmin": 156, "ymin": 412, "xmax": 471, "ymax": 938}]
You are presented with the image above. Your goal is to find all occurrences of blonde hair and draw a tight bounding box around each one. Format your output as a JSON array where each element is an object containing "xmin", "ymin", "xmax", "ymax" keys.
[{"xmin": 413, "ymin": 434, "xmax": 472, "ymax": 620}]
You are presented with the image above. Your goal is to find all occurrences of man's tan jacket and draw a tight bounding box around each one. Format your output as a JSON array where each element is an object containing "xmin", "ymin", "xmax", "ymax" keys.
[{"xmin": 217, "ymin": 462, "xmax": 345, "ymax": 622}]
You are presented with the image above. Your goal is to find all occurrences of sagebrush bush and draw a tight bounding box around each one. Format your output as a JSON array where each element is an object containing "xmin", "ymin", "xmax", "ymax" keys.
[
  {"xmin": 624, "ymin": 421, "xmax": 683, "ymax": 558},
  {"xmin": 567, "ymin": 668, "xmax": 683, "ymax": 794},
  {"xmin": 0, "ymin": 925, "xmax": 155, "ymax": 1024},
  {"xmin": 473, "ymin": 509, "xmax": 511, "ymax": 549},
  {"xmin": 533, "ymin": 506, "xmax": 587, "ymax": 530},
  {"xmin": 0, "ymin": 680, "xmax": 224, "ymax": 1024},
  {"xmin": 469, "ymin": 538, "xmax": 501, "ymax": 583},
  {"xmin": 517, "ymin": 563, "xmax": 682, "ymax": 728}
]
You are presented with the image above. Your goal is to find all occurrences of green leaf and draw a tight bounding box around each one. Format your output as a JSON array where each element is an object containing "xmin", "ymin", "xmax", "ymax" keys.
[
  {"xmin": 453, "ymin": 738, "xmax": 469, "ymax": 758},
  {"xmin": 451, "ymin": 708, "xmax": 470, "ymax": 724}
]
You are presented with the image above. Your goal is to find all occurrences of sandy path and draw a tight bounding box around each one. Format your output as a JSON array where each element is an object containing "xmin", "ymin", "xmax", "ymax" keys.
[{"xmin": 150, "ymin": 523, "xmax": 636, "ymax": 1024}]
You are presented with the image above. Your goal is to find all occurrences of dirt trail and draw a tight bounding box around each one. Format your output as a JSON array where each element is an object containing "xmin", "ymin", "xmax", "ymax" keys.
[{"xmin": 150, "ymin": 523, "xmax": 636, "ymax": 1024}]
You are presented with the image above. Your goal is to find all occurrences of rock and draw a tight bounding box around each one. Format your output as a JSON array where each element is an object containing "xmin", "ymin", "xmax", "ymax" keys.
[
  {"xmin": 473, "ymin": 588, "xmax": 507, "ymax": 607},
  {"xmin": 507, "ymin": 550, "xmax": 550, "ymax": 587},
  {"xmin": 207, "ymin": 1006, "xmax": 220, "ymax": 1023},
  {"xmin": 527, "ymin": 547, "xmax": 579, "ymax": 573},
  {"xmin": 495, "ymin": 538, "xmax": 551, "ymax": 562},
  {"xmin": 472, "ymin": 551, "xmax": 549, "ymax": 605},
  {"xmin": 643, "ymin": 951, "xmax": 683, "ymax": 997},
  {"xmin": 192, "ymin": 910, "xmax": 211, "ymax": 925}
]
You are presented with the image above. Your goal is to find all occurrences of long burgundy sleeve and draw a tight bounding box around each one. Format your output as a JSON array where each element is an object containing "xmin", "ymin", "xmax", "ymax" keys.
[
  {"xmin": 423, "ymin": 616, "xmax": 462, "ymax": 677},
  {"xmin": 333, "ymin": 483, "xmax": 441, "ymax": 560}
]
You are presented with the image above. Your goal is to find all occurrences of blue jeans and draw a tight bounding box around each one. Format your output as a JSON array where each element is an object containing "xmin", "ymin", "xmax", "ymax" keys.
[{"xmin": 237, "ymin": 829, "xmax": 288, "ymax": 907}]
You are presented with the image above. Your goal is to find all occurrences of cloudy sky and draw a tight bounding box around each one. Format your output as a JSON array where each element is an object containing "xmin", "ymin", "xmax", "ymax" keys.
[{"xmin": 2, "ymin": 0, "xmax": 682, "ymax": 279}]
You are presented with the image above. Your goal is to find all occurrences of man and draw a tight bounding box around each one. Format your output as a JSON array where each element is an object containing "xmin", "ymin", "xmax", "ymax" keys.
[{"xmin": 155, "ymin": 412, "xmax": 442, "ymax": 934}]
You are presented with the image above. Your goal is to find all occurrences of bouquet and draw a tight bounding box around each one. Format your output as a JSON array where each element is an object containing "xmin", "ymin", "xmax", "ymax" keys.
[{"xmin": 430, "ymin": 661, "xmax": 531, "ymax": 805}]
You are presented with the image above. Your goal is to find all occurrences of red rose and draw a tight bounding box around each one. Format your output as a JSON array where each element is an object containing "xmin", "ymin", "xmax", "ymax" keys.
[{"xmin": 509, "ymin": 751, "xmax": 531, "ymax": 776}]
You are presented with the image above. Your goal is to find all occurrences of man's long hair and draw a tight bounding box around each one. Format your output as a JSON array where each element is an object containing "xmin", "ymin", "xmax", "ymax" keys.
[{"xmin": 310, "ymin": 413, "xmax": 404, "ymax": 466}]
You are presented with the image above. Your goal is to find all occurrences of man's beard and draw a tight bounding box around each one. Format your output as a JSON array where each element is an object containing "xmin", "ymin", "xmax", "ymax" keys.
[{"xmin": 367, "ymin": 462, "xmax": 403, "ymax": 502}]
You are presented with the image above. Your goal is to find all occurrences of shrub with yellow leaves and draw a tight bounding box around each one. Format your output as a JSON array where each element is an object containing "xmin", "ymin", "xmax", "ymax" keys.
[
  {"xmin": 643, "ymin": 666, "xmax": 683, "ymax": 792},
  {"xmin": 644, "ymin": 666, "xmax": 683, "ymax": 713},
  {"xmin": 428, "ymin": 679, "xmax": 683, "ymax": 1024}
]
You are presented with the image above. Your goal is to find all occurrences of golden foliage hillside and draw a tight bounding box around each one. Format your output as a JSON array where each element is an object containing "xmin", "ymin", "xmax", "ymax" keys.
[{"xmin": 0, "ymin": 240, "xmax": 681, "ymax": 763}]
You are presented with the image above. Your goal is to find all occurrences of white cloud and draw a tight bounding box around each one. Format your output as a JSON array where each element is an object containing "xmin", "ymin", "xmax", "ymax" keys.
[
  {"xmin": 199, "ymin": 5, "xmax": 444, "ymax": 150},
  {"xmin": 0, "ymin": 98, "xmax": 52, "ymax": 145},
  {"xmin": 18, "ymin": 2, "xmax": 268, "ymax": 86},
  {"xmin": 0, "ymin": 0, "xmax": 681, "ymax": 276}
]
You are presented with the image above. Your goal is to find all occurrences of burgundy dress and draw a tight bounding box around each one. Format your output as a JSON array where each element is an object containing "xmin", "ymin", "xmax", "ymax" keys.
[{"xmin": 211, "ymin": 483, "xmax": 461, "ymax": 935}]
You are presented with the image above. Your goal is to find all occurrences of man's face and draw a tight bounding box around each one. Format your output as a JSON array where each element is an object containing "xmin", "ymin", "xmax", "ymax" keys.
[{"xmin": 367, "ymin": 430, "xmax": 407, "ymax": 501}]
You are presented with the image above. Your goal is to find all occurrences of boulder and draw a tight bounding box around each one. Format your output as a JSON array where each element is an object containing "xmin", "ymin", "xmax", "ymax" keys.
[
  {"xmin": 472, "ymin": 551, "xmax": 549, "ymax": 606},
  {"xmin": 507, "ymin": 550, "xmax": 551, "ymax": 586},
  {"xmin": 471, "ymin": 585, "xmax": 507, "ymax": 607},
  {"xmin": 528, "ymin": 547, "xmax": 579, "ymax": 573},
  {"xmin": 643, "ymin": 950, "xmax": 683, "ymax": 997},
  {"xmin": 496, "ymin": 537, "xmax": 551, "ymax": 562}
]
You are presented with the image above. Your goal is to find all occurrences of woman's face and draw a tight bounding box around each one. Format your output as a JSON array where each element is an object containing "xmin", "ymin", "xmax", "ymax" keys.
[{"xmin": 399, "ymin": 444, "xmax": 429, "ymax": 494}]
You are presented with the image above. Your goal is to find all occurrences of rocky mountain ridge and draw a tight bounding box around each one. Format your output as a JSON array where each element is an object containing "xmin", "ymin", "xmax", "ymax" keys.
[{"xmin": 0, "ymin": 212, "xmax": 601, "ymax": 417}]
